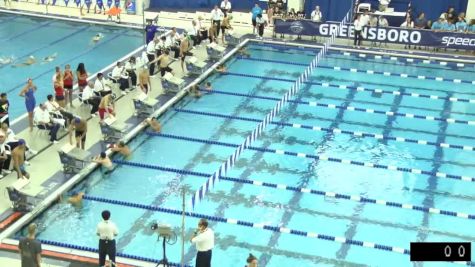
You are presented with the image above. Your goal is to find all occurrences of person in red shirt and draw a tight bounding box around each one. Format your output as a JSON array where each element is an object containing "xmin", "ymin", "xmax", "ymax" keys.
[
  {"xmin": 63, "ymin": 64, "xmax": 74, "ymax": 107},
  {"xmin": 76, "ymin": 63, "xmax": 88, "ymax": 95},
  {"xmin": 54, "ymin": 74, "xmax": 65, "ymax": 108}
]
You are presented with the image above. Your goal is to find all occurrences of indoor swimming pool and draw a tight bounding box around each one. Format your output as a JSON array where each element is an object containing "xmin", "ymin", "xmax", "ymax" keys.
[
  {"xmin": 0, "ymin": 13, "xmax": 143, "ymax": 120},
  {"xmin": 17, "ymin": 42, "xmax": 475, "ymax": 266}
]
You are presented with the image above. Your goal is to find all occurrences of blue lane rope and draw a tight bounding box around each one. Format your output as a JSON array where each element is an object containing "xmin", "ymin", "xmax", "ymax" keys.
[
  {"xmin": 81, "ymin": 194, "xmax": 412, "ymax": 256},
  {"xmin": 200, "ymin": 84, "xmax": 475, "ymax": 126},
  {"xmin": 113, "ymin": 159, "xmax": 475, "ymax": 220},
  {"xmin": 189, "ymin": 11, "xmax": 353, "ymax": 209},
  {"xmin": 250, "ymin": 42, "xmax": 475, "ymax": 68},
  {"xmin": 236, "ymin": 57, "xmax": 475, "ymax": 85},
  {"xmin": 226, "ymin": 64, "xmax": 475, "ymax": 104},
  {"xmin": 146, "ymin": 132, "xmax": 475, "ymax": 183},
  {"xmin": 35, "ymin": 238, "xmax": 189, "ymax": 267},
  {"xmin": 174, "ymin": 108, "xmax": 475, "ymax": 151}
]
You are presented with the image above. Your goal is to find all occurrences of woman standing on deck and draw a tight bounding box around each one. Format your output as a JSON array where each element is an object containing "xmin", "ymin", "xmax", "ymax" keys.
[
  {"xmin": 76, "ymin": 63, "xmax": 88, "ymax": 99},
  {"xmin": 63, "ymin": 64, "xmax": 74, "ymax": 107},
  {"xmin": 19, "ymin": 78, "xmax": 37, "ymax": 132},
  {"xmin": 54, "ymin": 74, "xmax": 66, "ymax": 108}
]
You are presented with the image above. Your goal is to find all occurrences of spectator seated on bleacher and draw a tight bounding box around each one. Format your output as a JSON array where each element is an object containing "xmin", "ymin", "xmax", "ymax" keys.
[
  {"xmin": 111, "ymin": 61, "xmax": 130, "ymax": 95},
  {"xmin": 455, "ymin": 16, "xmax": 468, "ymax": 32},
  {"xmin": 34, "ymin": 104, "xmax": 60, "ymax": 144}
]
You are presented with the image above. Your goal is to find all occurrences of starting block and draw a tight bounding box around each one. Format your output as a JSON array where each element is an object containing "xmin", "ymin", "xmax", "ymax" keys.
[
  {"xmin": 224, "ymin": 31, "xmax": 240, "ymax": 46},
  {"xmin": 206, "ymin": 42, "xmax": 226, "ymax": 61},
  {"xmin": 185, "ymin": 56, "xmax": 207, "ymax": 76},
  {"xmin": 100, "ymin": 116, "xmax": 128, "ymax": 143},
  {"xmin": 162, "ymin": 72, "xmax": 185, "ymax": 93},
  {"xmin": 133, "ymin": 93, "xmax": 159, "ymax": 117},
  {"xmin": 58, "ymin": 143, "xmax": 91, "ymax": 174}
]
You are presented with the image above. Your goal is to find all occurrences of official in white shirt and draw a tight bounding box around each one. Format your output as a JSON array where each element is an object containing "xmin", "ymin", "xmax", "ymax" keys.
[
  {"xmin": 191, "ymin": 218, "xmax": 214, "ymax": 267},
  {"xmin": 111, "ymin": 61, "xmax": 129, "ymax": 94},
  {"xmin": 361, "ymin": 10, "xmax": 371, "ymax": 27},
  {"xmin": 210, "ymin": 5, "xmax": 224, "ymax": 37},
  {"xmin": 220, "ymin": 0, "xmax": 231, "ymax": 15},
  {"xmin": 34, "ymin": 104, "xmax": 60, "ymax": 143},
  {"xmin": 124, "ymin": 56, "xmax": 137, "ymax": 88},
  {"xmin": 146, "ymin": 38, "xmax": 159, "ymax": 75},
  {"xmin": 311, "ymin": 6, "xmax": 322, "ymax": 22},
  {"xmin": 379, "ymin": 0, "xmax": 391, "ymax": 11},
  {"xmin": 82, "ymin": 81, "xmax": 100, "ymax": 115},
  {"xmin": 94, "ymin": 73, "xmax": 111, "ymax": 97},
  {"xmin": 97, "ymin": 210, "xmax": 119, "ymax": 267}
]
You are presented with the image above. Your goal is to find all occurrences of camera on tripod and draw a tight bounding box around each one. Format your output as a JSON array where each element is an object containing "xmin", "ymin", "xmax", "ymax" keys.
[
  {"xmin": 150, "ymin": 222, "xmax": 177, "ymax": 267},
  {"xmin": 151, "ymin": 222, "xmax": 173, "ymax": 238}
]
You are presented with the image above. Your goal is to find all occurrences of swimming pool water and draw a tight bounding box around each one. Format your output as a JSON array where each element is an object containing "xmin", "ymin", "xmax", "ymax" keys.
[
  {"xmin": 18, "ymin": 43, "xmax": 475, "ymax": 266},
  {"xmin": 0, "ymin": 13, "xmax": 143, "ymax": 120}
]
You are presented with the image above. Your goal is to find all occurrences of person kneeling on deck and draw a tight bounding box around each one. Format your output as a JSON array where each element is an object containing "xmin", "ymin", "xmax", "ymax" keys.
[
  {"xmin": 98, "ymin": 94, "xmax": 116, "ymax": 122},
  {"xmin": 69, "ymin": 117, "xmax": 87, "ymax": 150},
  {"xmin": 111, "ymin": 61, "xmax": 130, "ymax": 95},
  {"xmin": 13, "ymin": 139, "xmax": 29, "ymax": 179},
  {"xmin": 93, "ymin": 152, "xmax": 114, "ymax": 174}
]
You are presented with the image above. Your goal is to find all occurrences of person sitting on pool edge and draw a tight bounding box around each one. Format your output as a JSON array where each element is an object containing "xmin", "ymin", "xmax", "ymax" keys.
[
  {"xmin": 144, "ymin": 118, "xmax": 161, "ymax": 132},
  {"xmin": 109, "ymin": 141, "xmax": 131, "ymax": 158},
  {"xmin": 93, "ymin": 152, "xmax": 113, "ymax": 174}
]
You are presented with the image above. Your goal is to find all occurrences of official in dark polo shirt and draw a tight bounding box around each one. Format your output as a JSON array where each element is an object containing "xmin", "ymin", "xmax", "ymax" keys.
[{"xmin": 19, "ymin": 223, "xmax": 42, "ymax": 267}]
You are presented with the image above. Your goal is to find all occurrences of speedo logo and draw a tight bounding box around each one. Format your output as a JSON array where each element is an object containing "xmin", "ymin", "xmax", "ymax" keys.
[{"xmin": 442, "ymin": 36, "xmax": 475, "ymax": 46}]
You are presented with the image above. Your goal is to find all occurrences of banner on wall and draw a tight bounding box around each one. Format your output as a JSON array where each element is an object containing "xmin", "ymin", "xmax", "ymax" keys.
[
  {"xmin": 126, "ymin": 0, "xmax": 136, "ymax": 14},
  {"xmin": 274, "ymin": 19, "xmax": 475, "ymax": 50}
]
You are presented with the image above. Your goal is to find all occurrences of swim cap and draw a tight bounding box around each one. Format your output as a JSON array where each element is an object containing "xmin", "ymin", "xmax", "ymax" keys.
[
  {"xmin": 18, "ymin": 139, "xmax": 26, "ymax": 145},
  {"xmin": 74, "ymin": 117, "xmax": 81, "ymax": 124}
]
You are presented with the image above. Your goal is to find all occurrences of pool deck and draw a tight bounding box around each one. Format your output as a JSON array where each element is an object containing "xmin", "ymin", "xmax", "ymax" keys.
[{"xmin": 0, "ymin": 3, "xmax": 475, "ymax": 266}]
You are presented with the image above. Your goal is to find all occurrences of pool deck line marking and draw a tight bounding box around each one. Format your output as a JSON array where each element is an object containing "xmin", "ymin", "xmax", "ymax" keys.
[
  {"xmin": 147, "ymin": 132, "xmax": 475, "ymax": 183},
  {"xmin": 82, "ymin": 194, "xmax": 412, "ymax": 256},
  {"xmin": 175, "ymin": 107, "xmax": 475, "ymax": 152},
  {"xmin": 204, "ymin": 84, "xmax": 475, "ymax": 126},
  {"xmin": 0, "ymin": 212, "xmax": 22, "ymax": 230},
  {"xmin": 114, "ymin": 160, "xmax": 475, "ymax": 220},
  {"xmin": 1, "ymin": 241, "xmax": 184, "ymax": 267},
  {"xmin": 251, "ymin": 42, "xmax": 475, "ymax": 67},
  {"xmin": 237, "ymin": 57, "xmax": 475, "ymax": 85}
]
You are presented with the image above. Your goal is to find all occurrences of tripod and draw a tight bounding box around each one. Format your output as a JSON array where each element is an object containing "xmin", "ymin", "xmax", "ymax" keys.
[{"xmin": 156, "ymin": 235, "xmax": 169, "ymax": 267}]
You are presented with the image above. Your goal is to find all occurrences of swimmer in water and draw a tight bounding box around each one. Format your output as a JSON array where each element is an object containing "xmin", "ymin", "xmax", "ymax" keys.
[
  {"xmin": 144, "ymin": 118, "xmax": 161, "ymax": 132},
  {"xmin": 92, "ymin": 33, "xmax": 104, "ymax": 43},
  {"xmin": 93, "ymin": 151, "xmax": 114, "ymax": 174},
  {"xmin": 109, "ymin": 141, "xmax": 131, "ymax": 157},
  {"xmin": 67, "ymin": 191, "xmax": 84, "ymax": 207},
  {"xmin": 0, "ymin": 56, "xmax": 14, "ymax": 65},
  {"xmin": 12, "ymin": 56, "xmax": 36, "ymax": 68},
  {"xmin": 42, "ymin": 52, "xmax": 58, "ymax": 63}
]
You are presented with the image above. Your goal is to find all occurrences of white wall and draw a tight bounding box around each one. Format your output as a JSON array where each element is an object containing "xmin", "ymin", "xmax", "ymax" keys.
[
  {"xmin": 467, "ymin": 0, "xmax": 475, "ymax": 20},
  {"xmin": 287, "ymin": 0, "xmax": 305, "ymax": 12}
]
